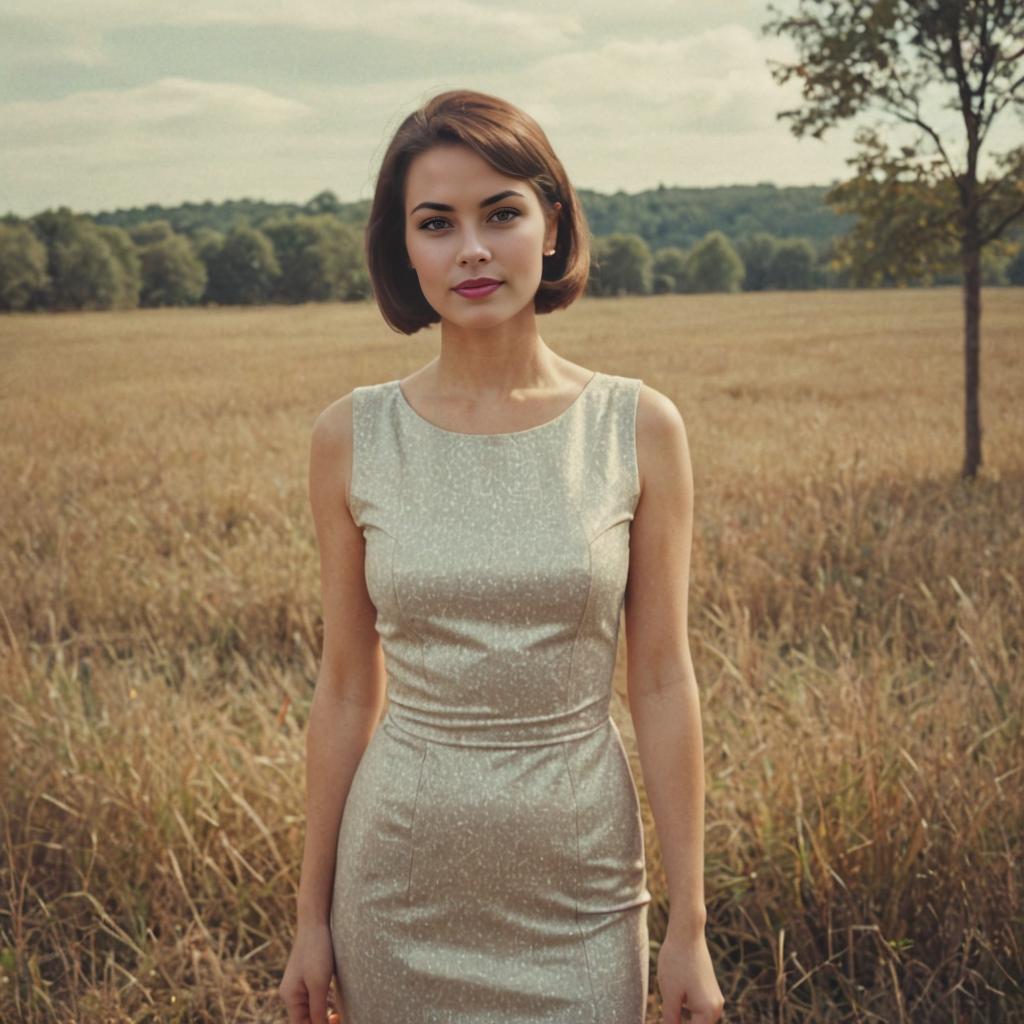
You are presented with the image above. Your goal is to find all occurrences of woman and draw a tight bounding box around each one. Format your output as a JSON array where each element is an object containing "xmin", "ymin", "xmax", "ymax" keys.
[{"xmin": 279, "ymin": 89, "xmax": 723, "ymax": 1024}]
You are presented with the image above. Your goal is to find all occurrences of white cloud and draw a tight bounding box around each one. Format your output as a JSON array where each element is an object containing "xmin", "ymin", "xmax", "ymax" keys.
[
  {"xmin": 4, "ymin": 0, "xmax": 584, "ymax": 48},
  {"xmin": 478, "ymin": 25, "xmax": 804, "ymax": 150},
  {"xmin": 2, "ymin": 78, "xmax": 310, "ymax": 149},
  {"xmin": 0, "ymin": 5, "xmax": 874, "ymax": 214}
]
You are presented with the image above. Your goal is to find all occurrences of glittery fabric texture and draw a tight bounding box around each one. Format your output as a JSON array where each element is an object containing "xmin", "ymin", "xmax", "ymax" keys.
[{"xmin": 330, "ymin": 371, "xmax": 652, "ymax": 1023}]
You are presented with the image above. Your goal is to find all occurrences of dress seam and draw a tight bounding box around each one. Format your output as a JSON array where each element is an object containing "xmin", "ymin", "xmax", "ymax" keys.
[
  {"xmin": 565, "ymin": 528, "xmax": 595, "ymax": 716},
  {"xmin": 560, "ymin": 741, "xmax": 600, "ymax": 1021},
  {"xmin": 404, "ymin": 743, "xmax": 429, "ymax": 903},
  {"xmin": 347, "ymin": 385, "xmax": 368, "ymax": 529},
  {"xmin": 628, "ymin": 378, "xmax": 643, "ymax": 515}
]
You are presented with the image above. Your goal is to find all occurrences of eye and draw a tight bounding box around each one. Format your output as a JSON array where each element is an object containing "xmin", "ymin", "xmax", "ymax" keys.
[
  {"xmin": 419, "ymin": 216, "xmax": 448, "ymax": 232},
  {"xmin": 489, "ymin": 207, "xmax": 520, "ymax": 224}
]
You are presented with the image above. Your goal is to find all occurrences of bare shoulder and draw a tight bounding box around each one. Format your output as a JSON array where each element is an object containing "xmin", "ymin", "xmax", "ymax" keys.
[
  {"xmin": 634, "ymin": 381, "xmax": 691, "ymax": 498},
  {"xmin": 309, "ymin": 390, "xmax": 356, "ymax": 519},
  {"xmin": 312, "ymin": 390, "xmax": 354, "ymax": 446}
]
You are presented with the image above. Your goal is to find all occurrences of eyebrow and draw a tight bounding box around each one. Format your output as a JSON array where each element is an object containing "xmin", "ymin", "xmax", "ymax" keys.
[{"xmin": 409, "ymin": 189, "xmax": 525, "ymax": 216}]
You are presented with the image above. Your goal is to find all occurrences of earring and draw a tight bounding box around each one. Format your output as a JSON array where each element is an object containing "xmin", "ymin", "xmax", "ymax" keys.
[{"xmin": 544, "ymin": 248, "xmax": 556, "ymax": 256}]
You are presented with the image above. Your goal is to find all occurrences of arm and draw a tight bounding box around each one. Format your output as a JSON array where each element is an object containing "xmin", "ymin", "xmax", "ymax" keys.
[
  {"xmin": 280, "ymin": 393, "xmax": 387, "ymax": 1024},
  {"xmin": 624, "ymin": 385, "xmax": 723, "ymax": 1023}
]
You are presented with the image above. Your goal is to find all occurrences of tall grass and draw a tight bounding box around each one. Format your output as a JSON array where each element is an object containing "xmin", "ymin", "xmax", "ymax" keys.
[{"xmin": 1, "ymin": 289, "xmax": 1022, "ymax": 1022}]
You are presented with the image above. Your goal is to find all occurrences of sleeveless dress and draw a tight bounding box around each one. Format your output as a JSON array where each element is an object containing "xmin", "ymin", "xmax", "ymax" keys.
[{"xmin": 329, "ymin": 370, "xmax": 652, "ymax": 1023}]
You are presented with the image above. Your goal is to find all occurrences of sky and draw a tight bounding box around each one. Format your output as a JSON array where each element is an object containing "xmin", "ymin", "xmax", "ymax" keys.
[{"xmin": 2, "ymin": 0, "xmax": 1020, "ymax": 217}]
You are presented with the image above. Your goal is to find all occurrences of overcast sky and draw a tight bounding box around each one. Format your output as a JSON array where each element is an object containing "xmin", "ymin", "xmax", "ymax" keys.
[{"xmin": 2, "ymin": 0, "xmax": 1019, "ymax": 217}]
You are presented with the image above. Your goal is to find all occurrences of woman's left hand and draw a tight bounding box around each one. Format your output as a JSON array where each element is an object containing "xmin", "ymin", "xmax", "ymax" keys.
[{"xmin": 656, "ymin": 926, "xmax": 725, "ymax": 1023}]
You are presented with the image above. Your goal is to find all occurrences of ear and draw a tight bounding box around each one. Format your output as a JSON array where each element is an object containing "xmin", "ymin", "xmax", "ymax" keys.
[{"xmin": 544, "ymin": 202, "xmax": 561, "ymax": 253}]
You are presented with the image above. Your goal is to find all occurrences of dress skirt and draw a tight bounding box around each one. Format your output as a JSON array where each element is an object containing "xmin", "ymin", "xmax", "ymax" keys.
[{"xmin": 330, "ymin": 709, "xmax": 651, "ymax": 1023}]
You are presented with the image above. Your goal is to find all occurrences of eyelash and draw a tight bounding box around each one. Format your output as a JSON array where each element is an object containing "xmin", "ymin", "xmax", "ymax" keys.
[{"xmin": 418, "ymin": 207, "xmax": 521, "ymax": 232}]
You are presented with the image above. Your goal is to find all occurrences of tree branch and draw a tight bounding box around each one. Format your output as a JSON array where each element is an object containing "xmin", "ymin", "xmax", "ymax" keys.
[
  {"xmin": 949, "ymin": 13, "xmax": 981, "ymax": 175},
  {"xmin": 881, "ymin": 62, "xmax": 961, "ymax": 183},
  {"xmin": 980, "ymin": 199, "xmax": 1024, "ymax": 245}
]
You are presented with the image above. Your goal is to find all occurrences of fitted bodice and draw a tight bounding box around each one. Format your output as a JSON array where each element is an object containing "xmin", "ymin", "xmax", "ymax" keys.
[{"xmin": 348, "ymin": 371, "xmax": 643, "ymax": 748}]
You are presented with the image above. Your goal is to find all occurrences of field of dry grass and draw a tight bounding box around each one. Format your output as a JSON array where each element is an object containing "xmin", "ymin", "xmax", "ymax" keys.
[{"xmin": 1, "ymin": 287, "xmax": 1022, "ymax": 1023}]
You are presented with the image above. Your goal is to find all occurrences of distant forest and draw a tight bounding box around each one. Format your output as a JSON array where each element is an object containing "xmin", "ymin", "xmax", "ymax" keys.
[{"xmin": 2, "ymin": 183, "xmax": 1022, "ymax": 313}]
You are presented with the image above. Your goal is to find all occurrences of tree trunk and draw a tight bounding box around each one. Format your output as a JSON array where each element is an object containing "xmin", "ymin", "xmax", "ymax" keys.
[{"xmin": 961, "ymin": 204, "xmax": 982, "ymax": 479}]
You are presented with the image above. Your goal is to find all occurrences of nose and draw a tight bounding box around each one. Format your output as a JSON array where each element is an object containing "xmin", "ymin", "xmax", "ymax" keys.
[{"xmin": 457, "ymin": 228, "xmax": 490, "ymax": 265}]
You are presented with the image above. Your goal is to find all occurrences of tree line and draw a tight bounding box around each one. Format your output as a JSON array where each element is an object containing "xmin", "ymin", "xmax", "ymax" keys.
[
  {"xmin": 2, "ymin": 188, "xmax": 1022, "ymax": 313},
  {"xmin": 0, "ymin": 208, "xmax": 370, "ymax": 312}
]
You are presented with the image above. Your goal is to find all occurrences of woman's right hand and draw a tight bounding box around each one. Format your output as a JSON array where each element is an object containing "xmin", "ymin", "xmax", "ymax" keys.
[{"xmin": 279, "ymin": 921, "xmax": 343, "ymax": 1024}]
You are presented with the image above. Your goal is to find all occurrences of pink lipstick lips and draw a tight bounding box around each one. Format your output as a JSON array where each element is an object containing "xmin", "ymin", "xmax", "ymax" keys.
[{"xmin": 453, "ymin": 277, "xmax": 502, "ymax": 299}]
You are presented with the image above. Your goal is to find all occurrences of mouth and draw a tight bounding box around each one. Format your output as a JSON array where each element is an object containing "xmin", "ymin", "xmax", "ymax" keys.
[{"xmin": 453, "ymin": 280, "xmax": 503, "ymax": 299}]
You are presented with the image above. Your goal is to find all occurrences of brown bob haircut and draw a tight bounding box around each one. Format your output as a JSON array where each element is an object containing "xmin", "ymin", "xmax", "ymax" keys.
[{"xmin": 365, "ymin": 89, "xmax": 591, "ymax": 335}]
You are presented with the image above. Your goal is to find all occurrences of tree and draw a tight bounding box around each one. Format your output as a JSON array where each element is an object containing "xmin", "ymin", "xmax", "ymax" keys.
[
  {"xmin": 30, "ymin": 208, "xmax": 124, "ymax": 311},
  {"xmin": 97, "ymin": 225, "xmax": 142, "ymax": 308},
  {"xmin": 139, "ymin": 235, "xmax": 206, "ymax": 307},
  {"xmin": 128, "ymin": 220, "xmax": 175, "ymax": 248},
  {"xmin": 587, "ymin": 233, "xmax": 653, "ymax": 296},
  {"xmin": 1007, "ymin": 243, "xmax": 1024, "ymax": 285},
  {"xmin": 652, "ymin": 246, "xmax": 690, "ymax": 293},
  {"xmin": 0, "ymin": 223, "xmax": 49, "ymax": 311},
  {"xmin": 767, "ymin": 238, "xmax": 817, "ymax": 290},
  {"xmin": 737, "ymin": 232, "xmax": 779, "ymax": 291},
  {"xmin": 263, "ymin": 215, "xmax": 364, "ymax": 303},
  {"xmin": 342, "ymin": 264, "xmax": 372, "ymax": 301},
  {"xmin": 191, "ymin": 227, "xmax": 224, "ymax": 268},
  {"xmin": 205, "ymin": 225, "xmax": 280, "ymax": 305},
  {"xmin": 685, "ymin": 231, "xmax": 745, "ymax": 293},
  {"xmin": 304, "ymin": 190, "xmax": 342, "ymax": 216},
  {"xmin": 764, "ymin": 0, "xmax": 1024, "ymax": 478}
]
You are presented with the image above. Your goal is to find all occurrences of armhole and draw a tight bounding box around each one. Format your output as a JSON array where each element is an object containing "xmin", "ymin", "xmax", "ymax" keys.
[
  {"xmin": 627, "ymin": 377, "xmax": 643, "ymax": 515},
  {"xmin": 346, "ymin": 386, "xmax": 364, "ymax": 529}
]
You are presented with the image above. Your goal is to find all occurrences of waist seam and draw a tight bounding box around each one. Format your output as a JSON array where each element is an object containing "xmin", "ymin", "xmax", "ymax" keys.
[{"xmin": 382, "ymin": 708, "xmax": 610, "ymax": 749}]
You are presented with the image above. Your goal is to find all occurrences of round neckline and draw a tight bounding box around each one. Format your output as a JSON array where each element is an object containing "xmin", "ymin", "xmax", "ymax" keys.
[{"xmin": 395, "ymin": 371, "xmax": 602, "ymax": 438}]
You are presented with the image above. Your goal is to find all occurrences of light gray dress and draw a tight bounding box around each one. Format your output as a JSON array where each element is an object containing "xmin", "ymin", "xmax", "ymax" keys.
[{"xmin": 330, "ymin": 370, "xmax": 652, "ymax": 1023}]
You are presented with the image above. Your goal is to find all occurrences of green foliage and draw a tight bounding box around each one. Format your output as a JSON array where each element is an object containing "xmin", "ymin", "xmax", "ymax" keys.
[
  {"xmin": 0, "ymin": 223, "xmax": 49, "ymax": 311},
  {"xmin": 685, "ymin": 230, "xmax": 745, "ymax": 293},
  {"xmin": 588, "ymin": 233, "xmax": 653, "ymax": 296},
  {"xmin": 979, "ymin": 237, "xmax": 1019, "ymax": 286},
  {"xmin": 205, "ymin": 226, "xmax": 280, "ymax": 305},
  {"xmin": 1007, "ymin": 244, "xmax": 1024, "ymax": 286},
  {"xmin": 303, "ymin": 190, "xmax": 343, "ymax": 216},
  {"xmin": 263, "ymin": 215, "xmax": 363, "ymax": 304},
  {"xmin": 737, "ymin": 233, "xmax": 778, "ymax": 292},
  {"xmin": 652, "ymin": 247, "xmax": 689, "ymax": 294},
  {"xmin": 30, "ymin": 208, "xmax": 126, "ymax": 311},
  {"xmin": 97, "ymin": 226, "xmax": 141, "ymax": 309},
  {"xmin": 581, "ymin": 182, "xmax": 851, "ymax": 254},
  {"xmin": 826, "ymin": 130, "xmax": 963, "ymax": 286},
  {"xmin": 768, "ymin": 238, "xmax": 818, "ymax": 290},
  {"xmin": 94, "ymin": 193, "xmax": 373, "ymax": 236},
  {"xmin": 191, "ymin": 227, "xmax": 224, "ymax": 267},
  {"xmin": 139, "ymin": 235, "xmax": 206, "ymax": 307},
  {"xmin": 128, "ymin": 220, "xmax": 174, "ymax": 248}
]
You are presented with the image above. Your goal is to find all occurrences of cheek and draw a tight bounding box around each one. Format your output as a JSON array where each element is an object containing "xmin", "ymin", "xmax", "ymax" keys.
[
  {"xmin": 505, "ymin": 230, "xmax": 544, "ymax": 269},
  {"xmin": 407, "ymin": 238, "xmax": 447, "ymax": 281}
]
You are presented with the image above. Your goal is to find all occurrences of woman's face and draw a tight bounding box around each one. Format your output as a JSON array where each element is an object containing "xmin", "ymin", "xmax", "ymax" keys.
[{"xmin": 403, "ymin": 143, "xmax": 559, "ymax": 328}]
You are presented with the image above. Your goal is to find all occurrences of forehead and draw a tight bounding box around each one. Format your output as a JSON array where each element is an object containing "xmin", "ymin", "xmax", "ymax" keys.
[{"xmin": 404, "ymin": 144, "xmax": 528, "ymax": 207}]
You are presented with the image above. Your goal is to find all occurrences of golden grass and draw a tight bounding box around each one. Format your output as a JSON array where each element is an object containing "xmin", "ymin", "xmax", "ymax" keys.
[{"xmin": 1, "ymin": 288, "xmax": 1022, "ymax": 1022}]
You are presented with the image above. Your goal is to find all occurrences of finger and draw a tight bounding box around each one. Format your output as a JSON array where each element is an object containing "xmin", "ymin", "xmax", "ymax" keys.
[
  {"xmin": 665, "ymin": 997, "xmax": 692, "ymax": 1024},
  {"xmin": 661, "ymin": 996, "xmax": 684, "ymax": 1024},
  {"xmin": 281, "ymin": 989, "xmax": 307, "ymax": 1024},
  {"xmin": 309, "ymin": 984, "xmax": 329, "ymax": 1024}
]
